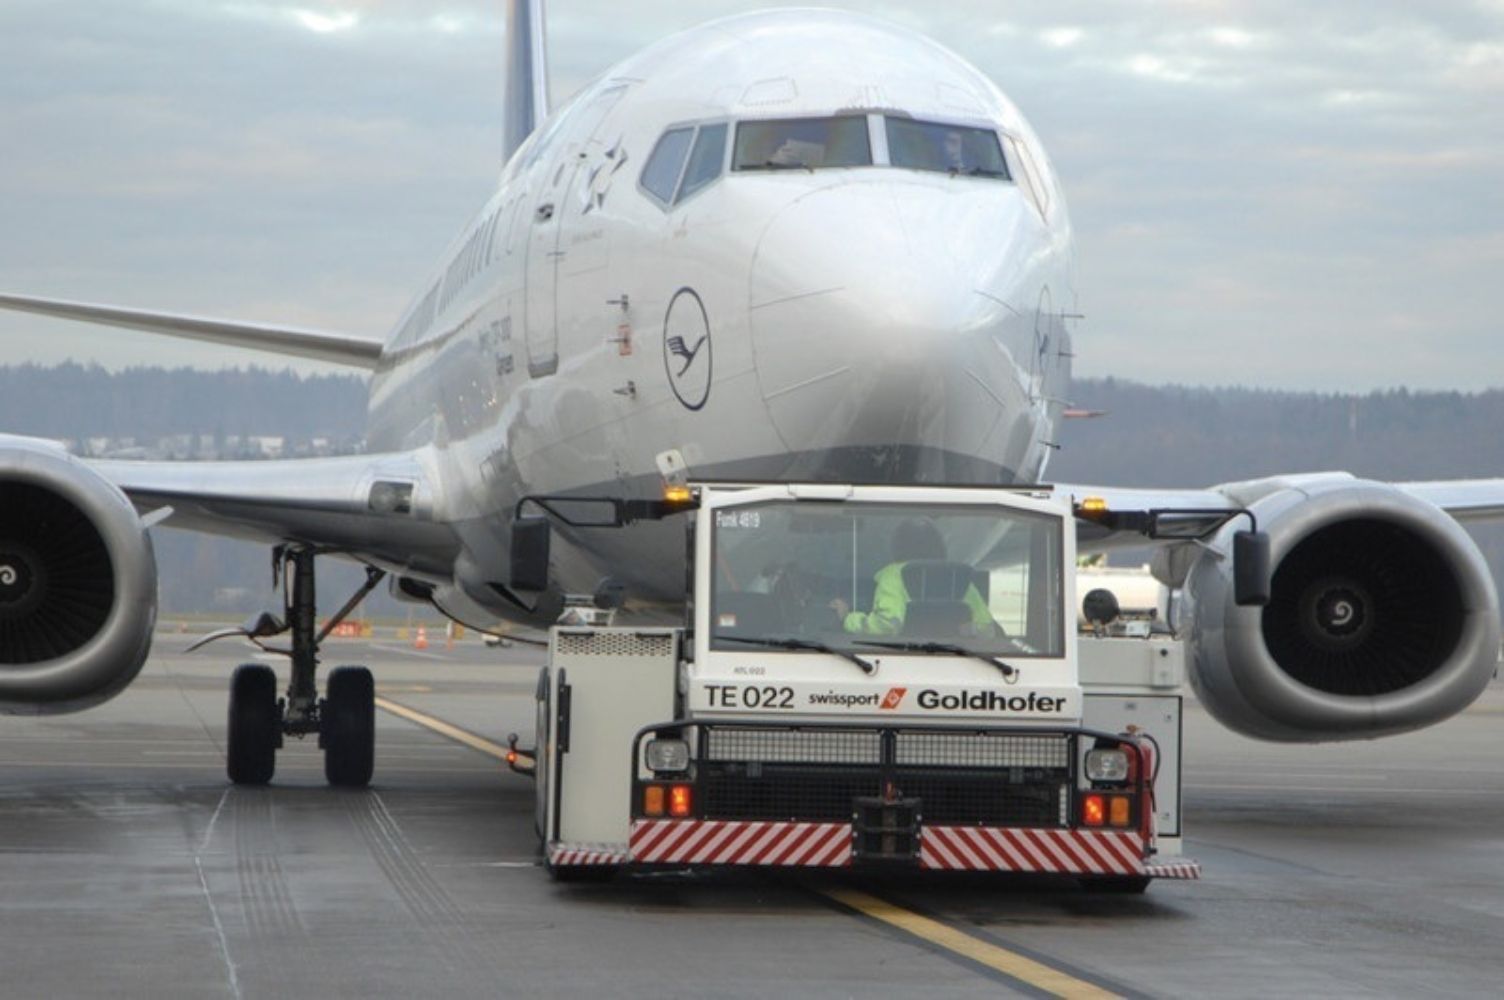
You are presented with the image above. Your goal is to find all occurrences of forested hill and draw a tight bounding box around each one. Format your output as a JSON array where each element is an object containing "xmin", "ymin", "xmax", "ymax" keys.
[
  {"xmin": 1051, "ymin": 378, "xmax": 1504, "ymax": 486},
  {"xmin": 1052, "ymin": 378, "xmax": 1504, "ymax": 601},
  {"xmin": 0, "ymin": 364, "xmax": 373, "ymax": 615},
  {"xmin": 0, "ymin": 363, "xmax": 366, "ymax": 455},
  {"xmin": 6, "ymin": 365, "xmax": 1498, "ymax": 479},
  {"xmin": 3, "ymin": 364, "xmax": 1503, "ymax": 613}
]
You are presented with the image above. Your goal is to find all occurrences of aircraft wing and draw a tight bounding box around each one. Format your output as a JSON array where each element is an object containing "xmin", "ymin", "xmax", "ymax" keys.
[
  {"xmin": 1393, "ymin": 479, "xmax": 1504, "ymax": 522},
  {"xmin": 91, "ymin": 450, "xmax": 458, "ymax": 576},
  {"xmin": 1054, "ymin": 473, "xmax": 1504, "ymax": 549},
  {"xmin": 0, "ymin": 292, "xmax": 383, "ymax": 369}
]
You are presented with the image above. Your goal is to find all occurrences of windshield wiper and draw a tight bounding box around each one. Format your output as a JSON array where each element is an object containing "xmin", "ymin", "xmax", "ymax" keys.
[
  {"xmin": 760, "ymin": 159, "xmax": 815, "ymax": 173},
  {"xmin": 720, "ymin": 635, "xmax": 875, "ymax": 675},
  {"xmin": 853, "ymin": 639, "xmax": 1016, "ymax": 679},
  {"xmin": 946, "ymin": 166, "xmax": 1009, "ymax": 179}
]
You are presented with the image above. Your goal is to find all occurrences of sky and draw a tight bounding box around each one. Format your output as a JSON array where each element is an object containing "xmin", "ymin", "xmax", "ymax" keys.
[{"xmin": 0, "ymin": 0, "xmax": 1500, "ymax": 391}]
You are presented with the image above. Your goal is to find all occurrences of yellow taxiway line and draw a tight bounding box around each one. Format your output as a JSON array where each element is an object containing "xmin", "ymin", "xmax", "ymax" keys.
[
  {"xmin": 376, "ymin": 695, "xmax": 1123, "ymax": 999},
  {"xmin": 821, "ymin": 887, "xmax": 1122, "ymax": 998}
]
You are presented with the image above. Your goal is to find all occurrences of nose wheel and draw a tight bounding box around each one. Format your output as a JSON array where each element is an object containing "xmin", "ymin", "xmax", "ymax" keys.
[
  {"xmin": 321, "ymin": 666, "xmax": 375, "ymax": 787},
  {"xmin": 222, "ymin": 548, "xmax": 384, "ymax": 789},
  {"xmin": 227, "ymin": 663, "xmax": 280, "ymax": 785}
]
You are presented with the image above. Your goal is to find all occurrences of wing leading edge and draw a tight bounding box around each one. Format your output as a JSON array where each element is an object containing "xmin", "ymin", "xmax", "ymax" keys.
[
  {"xmin": 93, "ymin": 450, "xmax": 459, "ymax": 578},
  {"xmin": 0, "ymin": 292, "xmax": 383, "ymax": 369},
  {"xmin": 1055, "ymin": 473, "xmax": 1504, "ymax": 550}
]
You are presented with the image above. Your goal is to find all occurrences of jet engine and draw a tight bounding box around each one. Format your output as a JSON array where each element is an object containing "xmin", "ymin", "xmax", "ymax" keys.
[
  {"xmin": 0, "ymin": 440, "xmax": 157, "ymax": 713},
  {"xmin": 1180, "ymin": 477, "xmax": 1500, "ymax": 741}
]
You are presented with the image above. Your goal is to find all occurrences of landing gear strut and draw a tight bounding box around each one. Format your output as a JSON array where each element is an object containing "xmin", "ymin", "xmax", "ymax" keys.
[{"xmin": 224, "ymin": 547, "xmax": 384, "ymax": 788}]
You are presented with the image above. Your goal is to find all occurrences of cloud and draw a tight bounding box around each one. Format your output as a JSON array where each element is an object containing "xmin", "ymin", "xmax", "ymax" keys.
[
  {"xmin": 0, "ymin": 0, "xmax": 1500, "ymax": 390},
  {"xmin": 294, "ymin": 9, "xmax": 359, "ymax": 33},
  {"xmin": 1040, "ymin": 26, "xmax": 1084, "ymax": 49}
]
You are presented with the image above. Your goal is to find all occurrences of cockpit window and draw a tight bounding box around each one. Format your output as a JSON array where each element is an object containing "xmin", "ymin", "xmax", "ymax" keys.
[
  {"xmin": 885, "ymin": 118, "xmax": 1010, "ymax": 179},
  {"xmin": 640, "ymin": 127, "xmax": 694, "ymax": 203},
  {"xmin": 678, "ymin": 124, "xmax": 728, "ymax": 202},
  {"xmin": 733, "ymin": 116, "xmax": 872, "ymax": 172}
]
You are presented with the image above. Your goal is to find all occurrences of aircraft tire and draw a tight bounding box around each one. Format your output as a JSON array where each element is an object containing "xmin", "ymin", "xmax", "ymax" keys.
[
  {"xmin": 227, "ymin": 663, "xmax": 279, "ymax": 785},
  {"xmin": 323, "ymin": 665, "xmax": 375, "ymax": 788}
]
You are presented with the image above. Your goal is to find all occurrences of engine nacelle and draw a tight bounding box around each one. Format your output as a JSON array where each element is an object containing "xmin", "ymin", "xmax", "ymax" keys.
[
  {"xmin": 1182, "ymin": 477, "xmax": 1500, "ymax": 741},
  {"xmin": 0, "ymin": 440, "xmax": 157, "ymax": 714}
]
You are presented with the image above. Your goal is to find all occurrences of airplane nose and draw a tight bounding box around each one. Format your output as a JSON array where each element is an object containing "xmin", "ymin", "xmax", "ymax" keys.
[{"xmin": 749, "ymin": 180, "xmax": 1043, "ymax": 482}]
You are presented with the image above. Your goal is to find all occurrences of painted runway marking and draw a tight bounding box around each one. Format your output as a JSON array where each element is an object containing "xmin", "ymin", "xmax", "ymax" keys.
[
  {"xmin": 822, "ymin": 887, "xmax": 1123, "ymax": 998},
  {"xmin": 824, "ymin": 887, "xmax": 1129, "ymax": 998},
  {"xmin": 193, "ymin": 787, "xmax": 243, "ymax": 1000}
]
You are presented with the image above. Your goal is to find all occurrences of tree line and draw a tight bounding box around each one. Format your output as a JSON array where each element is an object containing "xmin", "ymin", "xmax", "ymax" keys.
[{"xmin": 6, "ymin": 364, "xmax": 1504, "ymax": 614}]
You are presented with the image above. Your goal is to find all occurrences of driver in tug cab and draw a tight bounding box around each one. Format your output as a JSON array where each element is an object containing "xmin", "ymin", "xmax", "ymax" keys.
[{"xmin": 829, "ymin": 519, "xmax": 994, "ymax": 635}]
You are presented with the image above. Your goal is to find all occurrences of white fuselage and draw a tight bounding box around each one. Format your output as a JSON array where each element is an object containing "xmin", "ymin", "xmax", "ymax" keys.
[{"xmin": 364, "ymin": 10, "xmax": 1076, "ymax": 619}]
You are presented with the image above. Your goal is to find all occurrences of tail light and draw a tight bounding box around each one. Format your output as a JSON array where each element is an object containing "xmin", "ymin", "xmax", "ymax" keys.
[
  {"xmin": 1080, "ymin": 792, "xmax": 1134, "ymax": 828},
  {"xmin": 669, "ymin": 784, "xmax": 693, "ymax": 817}
]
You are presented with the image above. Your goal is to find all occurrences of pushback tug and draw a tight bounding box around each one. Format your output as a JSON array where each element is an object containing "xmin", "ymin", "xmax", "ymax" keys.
[{"xmin": 507, "ymin": 481, "xmax": 1234, "ymax": 890}]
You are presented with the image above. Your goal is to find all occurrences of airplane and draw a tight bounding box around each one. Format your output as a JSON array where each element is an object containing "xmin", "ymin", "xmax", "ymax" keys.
[{"xmin": 2, "ymin": 0, "xmax": 1502, "ymax": 789}]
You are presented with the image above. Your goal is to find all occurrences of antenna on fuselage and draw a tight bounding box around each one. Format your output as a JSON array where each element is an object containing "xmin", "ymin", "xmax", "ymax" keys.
[{"xmin": 502, "ymin": 0, "xmax": 552, "ymax": 163}]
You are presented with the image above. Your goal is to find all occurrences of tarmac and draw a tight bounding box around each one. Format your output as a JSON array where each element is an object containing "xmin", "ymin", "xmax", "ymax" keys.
[{"xmin": 0, "ymin": 630, "xmax": 1500, "ymax": 998}]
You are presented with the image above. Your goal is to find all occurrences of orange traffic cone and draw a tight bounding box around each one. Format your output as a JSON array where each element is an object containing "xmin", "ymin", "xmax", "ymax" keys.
[{"xmin": 414, "ymin": 625, "xmax": 429, "ymax": 650}]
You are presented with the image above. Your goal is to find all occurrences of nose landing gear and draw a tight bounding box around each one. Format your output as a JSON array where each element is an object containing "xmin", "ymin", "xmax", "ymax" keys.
[{"xmin": 222, "ymin": 547, "xmax": 385, "ymax": 787}]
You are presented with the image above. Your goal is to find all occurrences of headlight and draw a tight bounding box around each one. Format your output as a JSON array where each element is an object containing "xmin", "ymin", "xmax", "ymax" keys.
[
  {"xmin": 646, "ymin": 738, "xmax": 690, "ymax": 773},
  {"xmin": 1085, "ymin": 748, "xmax": 1129, "ymax": 783}
]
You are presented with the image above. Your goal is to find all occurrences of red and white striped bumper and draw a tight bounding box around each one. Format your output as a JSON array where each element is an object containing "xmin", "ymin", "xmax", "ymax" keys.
[
  {"xmin": 920, "ymin": 825, "xmax": 1144, "ymax": 875},
  {"xmin": 630, "ymin": 819, "xmax": 1148, "ymax": 875},
  {"xmin": 548, "ymin": 843, "xmax": 629, "ymax": 868},
  {"xmin": 1144, "ymin": 858, "xmax": 1201, "ymax": 880},
  {"xmin": 630, "ymin": 819, "xmax": 853, "ymax": 867},
  {"xmin": 627, "ymin": 820, "xmax": 1200, "ymax": 879}
]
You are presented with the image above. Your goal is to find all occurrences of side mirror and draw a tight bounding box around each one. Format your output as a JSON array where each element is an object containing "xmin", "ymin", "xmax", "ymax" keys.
[
  {"xmin": 510, "ymin": 516, "xmax": 551, "ymax": 592},
  {"xmin": 1233, "ymin": 530, "xmax": 1271, "ymax": 607}
]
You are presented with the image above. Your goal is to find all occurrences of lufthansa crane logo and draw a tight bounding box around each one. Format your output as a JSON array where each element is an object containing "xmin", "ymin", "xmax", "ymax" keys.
[
  {"xmin": 667, "ymin": 333, "xmax": 707, "ymax": 377},
  {"xmin": 662, "ymin": 287, "xmax": 712, "ymax": 411}
]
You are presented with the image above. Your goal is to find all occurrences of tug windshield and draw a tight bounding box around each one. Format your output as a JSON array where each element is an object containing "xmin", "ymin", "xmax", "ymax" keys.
[{"xmin": 709, "ymin": 501, "xmax": 1064, "ymax": 657}]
